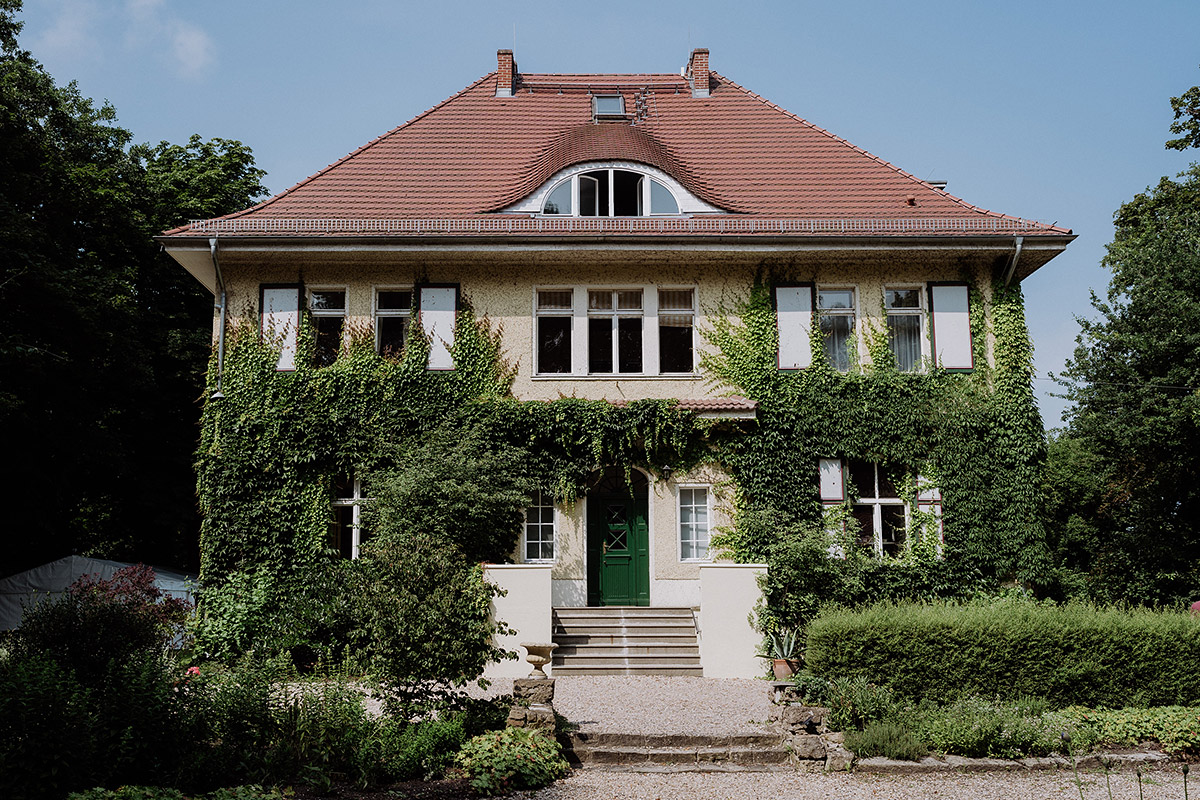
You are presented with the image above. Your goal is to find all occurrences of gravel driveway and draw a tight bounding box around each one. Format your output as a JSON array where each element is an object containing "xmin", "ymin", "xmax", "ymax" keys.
[
  {"xmin": 550, "ymin": 676, "xmax": 773, "ymax": 735},
  {"xmin": 530, "ymin": 769, "xmax": 1191, "ymax": 799}
]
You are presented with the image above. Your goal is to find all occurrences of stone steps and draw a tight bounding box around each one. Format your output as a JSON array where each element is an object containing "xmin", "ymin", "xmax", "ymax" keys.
[
  {"xmin": 552, "ymin": 606, "xmax": 702, "ymax": 676},
  {"xmin": 561, "ymin": 731, "xmax": 792, "ymax": 772}
]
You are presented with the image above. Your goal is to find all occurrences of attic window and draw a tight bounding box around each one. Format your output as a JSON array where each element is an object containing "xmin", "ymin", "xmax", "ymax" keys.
[
  {"xmin": 593, "ymin": 95, "xmax": 625, "ymax": 118},
  {"xmin": 542, "ymin": 168, "xmax": 680, "ymax": 216}
]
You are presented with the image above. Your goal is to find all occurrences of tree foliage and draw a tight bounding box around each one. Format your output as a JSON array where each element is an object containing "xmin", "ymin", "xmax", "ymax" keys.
[
  {"xmin": 1166, "ymin": 68, "xmax": 1200, "ymax": 151},
  {"xmin": 0, "ymin": 0, "xmax": 266, "ymax": 575},
  {"xmin": 1057, "ymin": 147, "xmax": 1200, "ymax": 604}
]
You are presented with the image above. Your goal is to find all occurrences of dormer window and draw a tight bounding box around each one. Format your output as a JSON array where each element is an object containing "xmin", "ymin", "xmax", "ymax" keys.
[
  {"xmin": 542, "ymin": 168, "xmax": 680, "ymax": 216},
  {"xmin": 593, "ymin": 94, "xmax": 625, "ymax": 118}
]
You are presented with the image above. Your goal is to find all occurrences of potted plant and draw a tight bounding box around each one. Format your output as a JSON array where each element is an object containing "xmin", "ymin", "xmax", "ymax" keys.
[{"xmin": 759, "ymin": 629, "xmax": 801, "ymax": 680}]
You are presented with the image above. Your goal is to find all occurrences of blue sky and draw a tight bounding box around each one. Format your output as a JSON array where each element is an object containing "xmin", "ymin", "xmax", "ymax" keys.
[{"xmin": 17, "ymin": 0, "xmax": 1200, "ymax": 426}]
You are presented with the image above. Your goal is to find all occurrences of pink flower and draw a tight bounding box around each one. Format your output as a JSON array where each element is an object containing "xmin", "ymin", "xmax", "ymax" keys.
[{"xmin": 186, "ymin": 666, "xmax": 201, "ymax": 677}]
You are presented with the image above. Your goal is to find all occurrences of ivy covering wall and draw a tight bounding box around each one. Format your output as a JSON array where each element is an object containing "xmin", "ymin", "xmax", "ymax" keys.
[{"xmin": 193, "ymin": 273, "xmax": 1049, "ymax": 657}]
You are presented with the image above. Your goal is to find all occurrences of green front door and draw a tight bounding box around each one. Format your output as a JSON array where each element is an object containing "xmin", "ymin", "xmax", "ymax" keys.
[{"xmin": 587, "ymin": 491, "xmax": 650, "ymax": 606}]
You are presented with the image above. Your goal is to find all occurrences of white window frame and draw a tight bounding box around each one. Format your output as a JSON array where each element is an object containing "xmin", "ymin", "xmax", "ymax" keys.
[
  {"xmin": 308, "ymin": 286, "xmax": 348, "ymax": 366},
  {"xmin": 849, "ymin": 461, "xmax": 909, "ymax": 557},
  {"xmin": 657, "ymin": 287, "xmax": 697, "ymax": 375},
  {"xmin": 331, "ymin": 476, "xmax": 367, "ymax": 560},
  {"xmin": 374, "ymin": 286, "xmax": 413, "ymax": 357},
  {"xmin": 539, "ymin": 166, "xmax": 682, "ymax": 217},
  {"xmin": 677, "ymin": 484, "xmax": 712, "ymax": 562},
  {"xmin": 883, "ymin": 285, "xmax": 929, "ymax": 372},
  {"xmin": 588, "ymin": 288, "xmax": 645, "ymax": 375},
  {"xmin": 533, "ymin": 286, "xmax": 701, "ymax": 378},
  {"xmin": 523, "ymin": 491, "xmax": 557, "ymax": 563},
  {"xmin": 818, "ymin": 287, "xmax": 856, "ymax": 372},
  {"xmin": 534, "ymin": 287, "xmax": 576, "ymax": 375}
]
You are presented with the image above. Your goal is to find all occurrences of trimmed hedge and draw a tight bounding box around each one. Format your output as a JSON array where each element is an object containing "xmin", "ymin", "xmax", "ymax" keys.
[{"xmin": 806, "ymin": 601, "xmax": 1200, "ymax": 708}]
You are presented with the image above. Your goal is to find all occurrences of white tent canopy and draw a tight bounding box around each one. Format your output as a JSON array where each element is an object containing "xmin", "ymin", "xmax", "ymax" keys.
[{"xmin": 0, "ymin": 555, "xmax": 195, "ymax": 630}]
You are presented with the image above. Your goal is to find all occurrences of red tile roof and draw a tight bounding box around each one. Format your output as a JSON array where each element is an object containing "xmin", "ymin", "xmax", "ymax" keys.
[{"xmin": 163, "ymin": 64, "xmax": 1070, "ymax": 239}]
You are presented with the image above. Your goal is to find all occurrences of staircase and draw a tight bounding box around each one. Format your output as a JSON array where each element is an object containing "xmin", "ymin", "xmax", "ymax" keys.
[
  {"xmin": 551, "ymin": 606, "xmax": 702, "ymax": 676},
  {"xmin": 560, "ymin": 731, "xmax": 791, "ymax": 772}
]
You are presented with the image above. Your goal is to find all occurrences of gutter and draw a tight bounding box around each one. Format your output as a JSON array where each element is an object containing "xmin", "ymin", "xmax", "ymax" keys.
[
  {"xmin": 1002, "ymin": 236, "xmax": 1024, "ymax": 285},
  {"xmin": 209, "ymin": 237, "xmax": 227, "ymax": 400}
]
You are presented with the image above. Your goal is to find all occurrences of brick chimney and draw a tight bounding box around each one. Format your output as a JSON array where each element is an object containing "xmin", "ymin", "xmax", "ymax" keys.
[
  {"xmin": 496, "ymin": 49, "xmax": 517, "ymax": 97},
  {"xmin": 686, "ymin": 48, "xmax": 710, "ymax": 98}
]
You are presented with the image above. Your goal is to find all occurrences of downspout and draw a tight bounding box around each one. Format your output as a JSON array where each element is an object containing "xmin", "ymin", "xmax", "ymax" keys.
[
  {"xmin": 209, "ymin": 237, "xmax": 227, "ymax": 399},
  {"xmin": 1002, "ymin": 235, "xmax": 1024, "ymax": 286}
]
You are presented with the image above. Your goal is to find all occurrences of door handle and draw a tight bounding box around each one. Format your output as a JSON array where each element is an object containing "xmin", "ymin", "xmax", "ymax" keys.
[{"xmin": 602, "ymin": 542, "xmax": 608, "ymax": 555}]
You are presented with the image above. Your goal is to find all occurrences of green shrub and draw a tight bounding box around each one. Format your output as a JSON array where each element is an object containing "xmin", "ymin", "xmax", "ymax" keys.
[
  {"xmin": 14, "ymin": 564, "xmax": 190, "ymax": 685},
  {"xmin": 807, "ymin": 601, "xmax": 1200, "ymax": 708},
  {"xmin": 359, "ymin": 534, "xmax": 512, "ymax": 717},
  {"xmin": 915, "ymin": 696, "xmax": 1081, "ymax": 759},
  {"xmin": 1061, "ymin": 706, "xmax": 1200, "ymax": 755},
  {"xmin": 789, "ymin": 671, "xmax": 832, "ymax": 705},
  {"xmin": 374, "ymin": 715, "xmax": 468, "ymax": 781},
  {"xmin": 456, "ymin": 727, "xmax": 568, "ymax": 796},
  {"xmin": 825, "ymin": 676, "xmax": 897, "ymax": 732},
  {"xmin": 844, "ymin": 720, "xmax": 928, "ymax": 760}
]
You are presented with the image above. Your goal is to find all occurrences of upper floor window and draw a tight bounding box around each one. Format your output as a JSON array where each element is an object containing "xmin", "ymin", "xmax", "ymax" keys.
[
  {"xmin": 885, "ymin": 288, "xmax": 923, "ymax": 372},
  {"xmin": 309, "ymin": 288, "xmax": 346, "ymax": 367},
  {"xmin": 375, "ymin": 288, "xmax": 412, "ymax": 358},
  {"xmin": 542, "ymin": 168, "xmax": 680, "ymax": 216},
  {"xmin": 534, "ymin": 286, "xmax": 696, "ymax": 377},
  {"xmin": 818, "ymin": 288, "xmax": 855, "ymax": 372}
]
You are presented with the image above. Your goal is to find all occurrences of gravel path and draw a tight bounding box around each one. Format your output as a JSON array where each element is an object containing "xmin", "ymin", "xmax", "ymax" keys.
[
  {"xmin": 530, "ymin": 769, "xmax": 1191, "ymax": 799},
  {"xmin": 549, "ymin": 676, "xmax": 773, "ymax": 735}
]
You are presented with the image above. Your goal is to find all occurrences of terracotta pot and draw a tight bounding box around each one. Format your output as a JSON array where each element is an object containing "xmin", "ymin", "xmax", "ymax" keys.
[{"xmin": 772, "ymin": 658, "xmax": 795, "ymax": 681}]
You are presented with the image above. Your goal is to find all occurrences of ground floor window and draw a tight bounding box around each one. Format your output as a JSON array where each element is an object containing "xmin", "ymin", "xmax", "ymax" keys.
[
  {"xmin": 848, "ymin": 460, "xmax": 907, "ymax": 556},
  {"xmin": 329, "ymin": 474, "xmax": 369, "ymax": 559},
  {"xmin": 678, "ymin": 486, "xmax": 710, "ymax": 561},
  {"xmin": 524, "ymin": 491, "xmax": 556, "ymax": 562}
]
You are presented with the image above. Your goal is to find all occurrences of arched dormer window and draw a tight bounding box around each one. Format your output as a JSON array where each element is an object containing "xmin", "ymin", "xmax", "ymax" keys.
[
  {"xmin": 502, "ymin": 160, "xmax": 726, "ymax": 217},
  {"xmin": 542, "ymin": 167, "xmax": 679, "ymax": 216}
]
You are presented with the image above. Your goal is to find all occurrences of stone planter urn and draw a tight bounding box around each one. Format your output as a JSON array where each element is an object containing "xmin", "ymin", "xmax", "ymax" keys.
[
  {"xmin": 772, "ymin": 658, "xmax": 798, "ymax": 681},
  {"xmin": 520, "ymin": 642, "xmax": 558, "ymax": 677}
]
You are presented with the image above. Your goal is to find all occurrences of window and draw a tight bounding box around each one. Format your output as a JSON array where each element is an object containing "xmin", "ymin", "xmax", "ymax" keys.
[
  {"xmin": 375, "ymin": 288, "xmax": 412, "ymax": 358},
  {"xmin": 524, "ymin": 491, "xmax": 556, "ymax": 562},
  {"xmin": 588, "ymin": 289, "xmax": 643, "ymax": 374},
  {"xmin": 541, "ymin": 168, "xmax": 680, "ymax": 216},
  {"xmin": 848, "ymin": 460, "xmax": 907, "ymax": 557},
  {"xmin": 679, "ymin": 486, "xmax": 710, "ymax": 561},
  {"xmin": 535, "ymin": 290, "xmax": 573, "ymax": 374},
  {"xmin": 885, "ymin": 288, "xmax": 923, "ymax": 372},
  {"xmin": 593, "ymin": 94, "xmax": 625, "ymax": 118},
  {"xmin": 658, "ymin": 288, "xmax": 695, "ymax": 373},
  {"xmin": 329, "ymin": 474, "xmax": 370, "ymax": 559},
  {"xmin": 818, "ymin": 288, "xmax": 855, "ymax": 371},
  {"xmin": 308, "ymin": 289, "xmax": 346, "ymax": 367},
  {"xmin": 533, "ymin": 287, "xmax": 697, "ymax": 377}
]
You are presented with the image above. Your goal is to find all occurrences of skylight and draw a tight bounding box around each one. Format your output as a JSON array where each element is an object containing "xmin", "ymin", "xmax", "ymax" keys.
[{"xmin": 592, "ymin": 95, "xmax": 625, "ymax": 118}]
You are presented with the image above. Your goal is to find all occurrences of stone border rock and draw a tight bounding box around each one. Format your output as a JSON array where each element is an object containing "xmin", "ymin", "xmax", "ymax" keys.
[{"xmin": 854, "ymin": 751, "xmax": 1171, "ymax": 774}]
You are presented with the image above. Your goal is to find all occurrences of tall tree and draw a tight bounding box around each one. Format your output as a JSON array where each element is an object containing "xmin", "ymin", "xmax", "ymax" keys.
[
  {"xmin": 0, "ymin": 0, "xmax": 265, "ymax": 575},
  {"xmin": 1056, "ymin": 75, "xmax": 1200, "ymax": 604}
]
